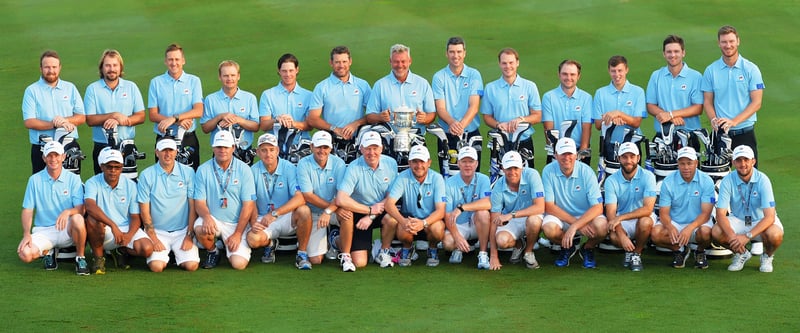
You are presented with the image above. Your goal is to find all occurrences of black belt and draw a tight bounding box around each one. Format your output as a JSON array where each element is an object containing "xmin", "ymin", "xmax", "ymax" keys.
[{"xmin": 728, "ymin": 125, "xmax": 754, "ymax": 136}]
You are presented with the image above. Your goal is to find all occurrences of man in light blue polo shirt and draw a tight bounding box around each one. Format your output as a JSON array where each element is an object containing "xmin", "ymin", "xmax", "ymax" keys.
[
  {"xmin": 85, "ymin": 49, "xmax": 146, "ymax": 174},
  {"xmin": 712, "ymin": 145, "xmax": 783, "ymax": 273},
  {"xmin": 201, "ymin": 60, "xmax": 259, "ymax": 159},
  {"xmin": 335, "ymin": 131, "xmax": 398, "ymax": 268},
  {"xmin": 307, "ymin": 46, "xmax": 371, "ymax": 146},
  {"xmin": 432, "ymin": 37, "xmax": 484, "ymax": 173},
  {"xmin": 366, "ymin": 44, "xmax": 436, "ymax": 133},
  {"xmin": 541, "ymin": 138, "xmax": 606, "ymax": 268},
  {"xmin": 258, "ymin": 53, "xmax": 313, "ymax": 156},
  {"xmin": 702, "ymin": 25, "xmax": 764, "ymax": 166},
  {"xmin": 542, "ymin": 59, "xmax": 593, "ymax": 165},
  {"xmin": 603, "ymin": 142, "xmax": 657, "ymax": 271},
  {"xmin": 147, "ymin": 43, "xmax": 203, "ymax": 170},
  {"xmin": 646, "ymin": 35, "xmax": 703, "ymax": 134},
  {"xmin": 193, "ymin": 131, "xmax": 256, "ymax": 270},
  {"xmin": 246, "ymin": 133, "xmax": 313, "ymax": 270},
  {"xmin": 481, "ymin": 48, "xmax": 541, "ymax": 168},
  {"xmin": 296, "ymin": 131, "xmax": 350, "ymax": 271},
  {"xmin": 18, "ymin": 141, "xmax": 89, "ymax": 275},
  {"xmin": 385, "ymin": 145, "xmax": 446, "ymax": 267},
  {"xmin": 593, "ymin": 55, "xmax": 647, "ymax": 148},
  {"xmin": 651, "ymin": 146, "xmax": 715, "ymax": 269},
  {"xmin": 137, "ymin": 138, "xmax": 199, "ymax": 272},
  {"xmin": 489, "ymin": 151, "xmax": 545, "ymax": 271},
  {"xmin": 22, "ymin": 50, "xmax": 85, "ymax": 174},
  {"xmin": 85, "ymin": 148, "xmax": 154, "ymax": 274}
]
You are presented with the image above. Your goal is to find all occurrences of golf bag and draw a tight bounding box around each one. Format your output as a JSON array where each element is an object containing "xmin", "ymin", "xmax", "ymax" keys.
[
  {"xmin": 217, "ymin": 124, "xmax": 256, "ymax": 165},
  {"xmin": 426, "ymin": 125, "xmax": 483, "ymax": 178},
  {"xmin": 545, "ymin": 120, "xmax": 591, "ymax": 164},
  {"xmin": 270, "ymin": 122, "xmax": 310, "ymax": 165},
  {"xmin": 596, "ymin": 124, "xmax": 646, "ymax": 192},
  {"xmin": 165, "ymin": 126, "xmax": 195, "ymax": 168},
  {"xmin": 104, "ymin": 128, "xmax": 146, "ymax": 180},
  {"xmin": 38, "ymin": 128, "xmax": 85, "ymax": 175},
  {"xmin": 487, "ymin": 122, "xmax": 531, "ymax": 184}
]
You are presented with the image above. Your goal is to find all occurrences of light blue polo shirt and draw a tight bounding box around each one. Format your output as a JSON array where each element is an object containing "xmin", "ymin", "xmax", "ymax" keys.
[
  {"xmin": 645, "ymin": 63, "xmax": 703, "ymax": 132},
  {"xmin": 22, "ymin": 168, "xmax": 84, "ymax": 228},
  {"xmin": 136, "ymin": 162, "xmax": 195, "ymax": 232},
  {"xmin": 309, "ymin": 73, "xmax": 372, "ymax": 128},
  {"xmin": 388, "ymin": 168, "xmax": 446, "ymax": 218},
  {"xmin": 202, "ymin": 88, "xmax": 259, "ymax": 146},
  {"xmin": 432, "ymin": 64, "xmax": 484, "ymax": 132},
  {"xmin": 366, "ymin": 71, "xmax": 435, "ymax": 132},
  {"xmin": 490, "ymin": 167, "xmax": 545, "ymax": 214},
  {"xmin": 542, "ymin": 85, "xmax": 593, "ymax": 143},
  {"xmin": 252, "ymin": 158, "xmax": 300, "ymax": 216},
  {"xmin": 84, "ymin": 78, "xmax": 145, "ymax": 143},
  {"xmin": 22, "ymin": 78, "xmax": 85, "ymax": 144},
  {"xmin": 480, "ymin": 75, "xmax": 541, "ymax": 141},
  {"xmin": 701, "ymin": 55, "xmax": 764, "ymax": 130},
  {"xmin": 297, "ymin": 154, "xmax": 347, "ymax": 214},
  {"xmin": 717, "ymin": 168, "xmax": 776, "ymax": 223},
  {"xmin": 446, "ymin": 172, "xmax": 491, "ymax": 225},
  {"xmin": 658, "ymin": 168, "xmax": 716, "ymax": 224},
  {"xmin": 593, "ymin": 80, "xmax": 647, "ymax": 143},
  {"xmin": 194, "ymin": 158, "xmax": 256, "ymax": 223},
  {"xmin": 85, "ymin": 174, "xmax": 139, "ymax": 227},
  {"xmin": 147, "ymin": 71, "xmax": 203, "ymax": 135},
  {"xmin": 338, "ymin": 155, "xmax": 398, "ymax": 206},
  {"xmin": 259, "ymin": 83, "xmax": 312, "ymax": 141},
  {"xmin": 542, "ymin": 161, "xmax": 603, "ymax": 216},
  {"xmin": 603, "ymin": 166, "xmax": 657, "ymax": 215}
]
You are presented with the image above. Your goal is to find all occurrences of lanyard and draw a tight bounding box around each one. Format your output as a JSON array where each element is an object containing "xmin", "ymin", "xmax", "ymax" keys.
[
  {"xmin": 460, "ymin": 178, "xmax": 476, "ymax": 205},
  {"xmin": 737, "ymin": 182, "xmax": 754, "ymax": 217},
  {"xmin": 262, "ymin": 172, "xmax": 278, "ymax": 209},
  {"xmin": 212, "ymin": 163, "xmax": 232, "ymax": 198}
]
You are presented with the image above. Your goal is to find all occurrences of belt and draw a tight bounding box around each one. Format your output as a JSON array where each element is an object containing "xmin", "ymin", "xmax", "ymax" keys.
[{"xmin": 728, "ymin": 125, "xmax": 754, "ymax": 136}]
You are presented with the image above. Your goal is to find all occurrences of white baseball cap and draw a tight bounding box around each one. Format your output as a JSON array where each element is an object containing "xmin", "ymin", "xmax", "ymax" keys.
[
  {"xmin": 360, "ymin": 131, "xmax": 382, "ymax": 148},
  {"xmin": 213, "ymin": 131, "xmax": 235, "ymax": 148},
  {"xmin": 457, "ymin": 146, "xmax": 478, "ymax": 161},
  {"xmin": 617, "ymin": 142, "xmax": 639, "ymax": 157},
  {"xmin": 732, "ymin": 145, "xmax": 755, "ymax": 160},
  {"xmin": 555, "ymin": 137, "xmax": 577, "ymax": 155},
  {"xmin": 256, "ymin": 133, "xmax": 278, "ymax": 147},
  {"xmin": 408, "ymin": 145, "xmax": 430, "ymax": 161},
  {"xmin": 42, "ymin": 141, "xmax": 64, "ymax": 156},
  {"xmin": 156, "ymin": 138, "xmax": 177, "ymax": 151},
  {"xmin": 677, "ymin": 146, "xmax": 698, "ymax": 161},
  {"xmin": 98, "ymin": 148, "xmax": 124, "ymax": 165},
  {"xmin": 311, "ymin": 131, "xmax": 332, "ymax": 148},
  {"xmin": 501, "ymin": 151, "xmax": 523, "ymax": 169}
]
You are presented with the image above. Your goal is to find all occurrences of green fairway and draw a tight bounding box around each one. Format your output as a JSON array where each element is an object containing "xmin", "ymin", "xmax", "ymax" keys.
[{"xmin": 1, "ymin": 1, "xmax": 797, "ymax": 331}]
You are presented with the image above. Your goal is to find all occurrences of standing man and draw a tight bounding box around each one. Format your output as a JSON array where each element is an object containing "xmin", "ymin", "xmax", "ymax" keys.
[
  {"xmin": 85, "ymin": 148, "xmax": 154, "ymax": 274},
  {"xmin": 148, "ymin": 43, "xmax": 203, "ymax": 170},
  {"xmin": 258, "ymin": 53, "xmax": 313, "ymax": 154},
  {"xmin": 593, "ymin": 55, "xmax": 646, "ymax": 146},
  {"xmin": 84, "ymin": 49, "xmax": 146, "ymax": 174},
  {"xmin": 541, "ymin": 138, "xmax": 607, "ymax": 268},
  {"xmin": 335, "ymin": 131, "xmax": 398, "ymax": 268},
  {"xmin": 712, "ymin": 145, "xmax": 783, "ymax": 272},
  {"xmin": 481, "ymin": 48, "xmax": 541, "ymax": 168},
  {"xmin": 296, "ymin": 131, "xmax": 351, "ymax": 271},
  {"xmin": 137, "ymin": 138, "xmax": 199, "ymax": 272},
  {"xmin": 22, "ymin": 50, "xmax": 85, "ymax": 174},
  {"xmin": 488, "ymin": 151, "xmax": 545, "ymax": 271},
  {"xmin": 603, "ymin": 142, "xmax": 657, "ymax": 271},
  {"xmin": 246, "ymin": 133, "xmax": 313, "ymax": 270},
  {"xmin": 193, "ymin": 131, "xmax": 256, "ymax": 270},
  {"xmin": 542, "ymin": 59, "xmax": 593, "ymax": 165},
  {"xmin": 384, "ymin": 146, "xmax": 446, "ymax": 267},
  {"xmin": 702, "ymin": 25, "xmax": 764, "ymax": 165},
  {"xmin": 18, "ymin": 141, "xmax": 89, "ymax": 275},
  {"xmin": 201, "ymin": 60, "xmax": 259, "ymax": 155},
  {"xmin": 650, "ymin": 147, "xmax": 715, "ymax": 269},
  {"xmin": 432, "ymin": 37, "xmax": 484, "ymax": 172},
  {"xmin": 646, "ymin": 35, "xmax": 703, "ymax": 134},
  {"xmin": 442, "ymin": 147, "xmax": 492, "ymax": 269},
  {"xmin": 307, "ymin": 46, "xmax": 372, "ymax": 149}
]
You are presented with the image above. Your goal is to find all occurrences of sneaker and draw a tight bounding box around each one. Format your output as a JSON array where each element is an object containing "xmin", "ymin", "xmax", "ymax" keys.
[
  {"xmin": 203, "ymin": 250, "xmax": 219, "ymax": 269},
  {"xmin": 750, "ymin": 241, "xmax": 764, "ymax": 256},
  {"xmin": 75, "ymin": 257, "xmax": 90, "ymax": 276},
  {"xmin": 580, "ymin": 247, "xmax": 596, "ymax": 269},
  {"xmin": 694, "ymin": 251, "xmax": 709, "ymax": 269},
  {"xmin": 43, "ymin": 249, "xmax": 58, "ymax": 270},
  {"xmin": 326, "ymin": 229, "xmax": 340, "ymax": 260},
  {"xmin": 261, "ymin": 239, "xmax": 277, "ymax": 264},
  {"xmin": 477, "ymin": 251, "xmax": 490, "ymax": 270},
  {"xmin": 449, "ymin": 249, "xmax": 463, "ymax": 264},
  {"xmin": 623, "ymin": 251, "xmax": 633, "ymax": 268},
  {"xmin": 510, "ymin": 239, "xmax": 526, "ymax": 264},
  {"xmin": 630, "ymin": 253, "xmax": 643, "ymax": 272},
  {"xmin": 295, "ymin": 252, "xmax": 312, "ymax": 270},
  {"xmin": 523, "ymin": 252, "xmax": 539, "ymax": 269},
  {"xmin": 93, "ymin": 256, "xmax": 106, "ymax": 275},
  {"xmin": 728, "ymin": 251, "xmax": 752, "ymax": 271},
  {"xmin": 377, "ymin": 249, "xmax": 394, "ymax": 268},
  {"xmin": 426, "ymin": 248, "xmax": 440, "ymax": 267},
  {"xmin": 398, "ymin": 248, "xmax": 412, "ymax": 267},
  {"xmin": 112, "ymin": 248, "xmax": 131, "ymax": 269},
  {"xmin": 671, "ymin": 247, "xmax": 690, "ymax": 268},
  {"xmin": 339, "ymin": 253, "xmax": 356, "ymax": 272},
  {"xmin": 555, "ymin": 244, "xmax": 578, "ymax": 267},
  {"xmin": 759, "ymin": 254, "xmax": 774, "ymax": 273}
]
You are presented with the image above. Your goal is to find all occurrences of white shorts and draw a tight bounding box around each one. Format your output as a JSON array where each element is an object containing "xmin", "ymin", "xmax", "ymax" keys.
[
  {"xmin": 447, "ymin": 216, "xmax": 478, "ymax": 241},
  {"xmin": 496, "ymin": 216, "xmax": 532, "ymax": 240},
  {"xmin": 147, "ymin": 227, "xmax": 200, "ymax": 266},
  {"xmin": 195, "ymin": 216, "xmax": 252, "ymax": 261},
  {"xmin": 616, "ymin": 212, "xmax": 657, "ymax": 238},
  {"xmin": 102, "ymin": 225, "xmax": 150, "ymax": 251},
  {"xmin": 307, "ymin": 212, "xmax": 339, "ymax": 258},
  {"xmin": 543, "ymin": 214, "xmax": 607, "ymax": 232},
  {"xmin": 30, "ymin": 226, "xmax": 75, "ymax": 255},
  {"xmin": 256, "ymin": 213, "xmax": 296, "ymax": 241},
  {"xmin": 726, "ymin": 215, "xmax": 783, "ymax": 241},
  {"xmin": 655, "ymin": 218, "xmax": 713, "ymax": 243}
]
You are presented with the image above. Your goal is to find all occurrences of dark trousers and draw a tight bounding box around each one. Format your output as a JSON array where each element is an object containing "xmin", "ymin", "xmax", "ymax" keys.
[
  {"xmin": 730, "ymin": 127, "xmax": 758, "ymax": 168},
  {"xmin": 30, "ymin": 144, "xmax": 45, "ymax": 174}
]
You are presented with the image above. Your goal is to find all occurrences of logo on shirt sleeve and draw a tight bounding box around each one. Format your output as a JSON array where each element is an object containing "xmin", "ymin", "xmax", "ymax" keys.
[
  {"xmin": 535, "ymin": 191, "xmax": 544, "ymax": 198},
  {"xmin": 756, "ymin": 83, "xmax": 765, "ymax": 89}
]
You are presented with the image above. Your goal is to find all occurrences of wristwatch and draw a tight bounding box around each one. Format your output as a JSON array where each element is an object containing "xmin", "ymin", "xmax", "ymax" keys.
[
  {"xmin": 511, "ymin": 211, "xmax": 517, "ymax": 218},
  {"xmin": 329, "ymin": 125, "xmax": 337, "ymax": 132},
  {"xmin": 456, "ymin": 204, "xmax": 464, "ymax": 212},
  {"xmin": 174, "ymin": 115, "xmax": 180, "ymax": 123},
  {"xmin": 271, "ymin": 210, "xmax": 279, "ymax": 218},
  {"xmin": 324, "ymin": 208, "xmax": 333, "ymax": 215},
  {"xmin": 745, "ymin": 232, "xmax": 753, "ymax": 239},
  {"xmin": 422, "ymin": 219, "xmax": 429, "ymax": 229}
]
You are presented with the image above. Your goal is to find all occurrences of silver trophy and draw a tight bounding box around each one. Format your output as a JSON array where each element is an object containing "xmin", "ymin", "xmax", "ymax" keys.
[{"xmin": 391, "ymin": 105, "xmax": 417, "ymax": 154}]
